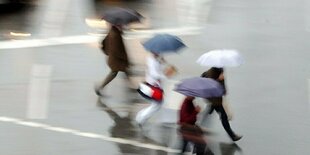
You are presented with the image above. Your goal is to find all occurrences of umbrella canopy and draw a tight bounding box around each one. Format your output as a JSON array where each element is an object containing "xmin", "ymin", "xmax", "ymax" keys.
[
  {"xmin": 174, "ymin": 77, "xmax": 225, "ymax": 98},
  {"xmin": 197, "ymin": 49, "xmax": 244, "ymax": 68},
  {"xmin": 102, "ymin": 7, "xmax": 143, "ymax": 25},
  {"xmin": 142, "ymin": 34, "xmax": 186, "ymax": 54}
]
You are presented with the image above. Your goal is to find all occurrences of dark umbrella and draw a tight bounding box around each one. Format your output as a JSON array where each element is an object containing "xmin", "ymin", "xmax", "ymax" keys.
[
  {"xmin": 174, "ymin": 77, "xmax": 224, "ymax": 98},
  {"xmin": 142, "ymin": 34, "xmax": 186, "ymax": 54},
  {"xmin": 102, "ymin": 7, "xmax": 143, "ymax": 25}
]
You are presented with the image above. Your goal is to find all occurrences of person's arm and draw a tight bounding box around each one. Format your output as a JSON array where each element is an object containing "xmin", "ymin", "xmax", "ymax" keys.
[
  {"xmin": 147, "ymin": 57, "xmax": 166, "ymax": 80},
  {"xmin": 201, "ymin": 72, "xmax": 209, "ymax": 78}
]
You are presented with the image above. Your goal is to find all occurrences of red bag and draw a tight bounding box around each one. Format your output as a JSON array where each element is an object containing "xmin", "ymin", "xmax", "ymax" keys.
[{"xmin": 137, "ymin": 82, "xmax": 163, "ymax": 102}]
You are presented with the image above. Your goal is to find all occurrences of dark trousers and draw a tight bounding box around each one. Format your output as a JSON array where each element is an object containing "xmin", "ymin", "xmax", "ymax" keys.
[
  {"xmin": 208, "ymin": 105, "xmax": 236, "ymax": 138},
  {"xmin": 181, "ymin": 139, "xmax": 206, "ymax": 155}
]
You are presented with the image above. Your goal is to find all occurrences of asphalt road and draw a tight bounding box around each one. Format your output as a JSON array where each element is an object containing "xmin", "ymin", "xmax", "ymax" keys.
[{"xmin": 0, "ymin": 0, "xmax": 310, "ymax": 154}]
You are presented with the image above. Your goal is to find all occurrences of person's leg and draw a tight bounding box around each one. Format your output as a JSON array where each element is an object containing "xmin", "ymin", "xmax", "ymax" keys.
[
  {"xmin": 214, "ymin": 105, "xmax": 241, "ymax": 141},
  {"xmin": 124, "ymin": 69, "xmax": 136, "ymax": 89},
  {"xmin": 181, "ymin": 139, "xmax": 189, "ymax": 153},
  {"xmin": 208, "ymin": 105, "xmax": 215, "ymax": 114},
  {"xmin": 99, "ymin": 71, "xmax": 118, "ymax": 88},
  {"xmin": 194, "ymin": 143, "xmax": 207, "ymax": 155},
  {"xmin": 215, "ymin": 105, "xmax": 236, "ymax": 137},
  {"xmin": 95, "ymin": 71, "xmax": 118, "ymax": 96},
  {"xmin": 135, "ymin": 101, "xmax": 161, "ymax": 125},
  {"xmin": 200, "ymin": 104, "xmax": 214, "ymax": 126}
]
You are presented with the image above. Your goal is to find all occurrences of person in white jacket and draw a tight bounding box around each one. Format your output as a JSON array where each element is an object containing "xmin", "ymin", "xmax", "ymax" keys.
[{"xmin": 135, "ymin": 53, "xmax": 175, "ymax": 127}]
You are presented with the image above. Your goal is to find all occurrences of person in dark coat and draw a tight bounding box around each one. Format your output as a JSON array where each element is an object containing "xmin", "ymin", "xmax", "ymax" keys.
[
  {"xmin": 179, "ymin": 96, "xmax": 213, "ymax": 155},
  {"xmin": 95, "ymin": 25, "xmax": 134, "ymax": 96},
  {"xmin": 201, "ymin": 67, "xmax": 242, "ymax": 141}
]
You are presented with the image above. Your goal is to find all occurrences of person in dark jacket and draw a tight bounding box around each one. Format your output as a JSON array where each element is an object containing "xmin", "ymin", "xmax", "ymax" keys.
[
  {"xmin": 179, "ymin": 96, "xmax": 213, "ymax": 155},
  {"xmin": 201, "ymin": 67, "xmax": 242, "ymax": 141},
  {"xmin": 95, "ymin": 25, "xmax": 134, "ymax": 96}
]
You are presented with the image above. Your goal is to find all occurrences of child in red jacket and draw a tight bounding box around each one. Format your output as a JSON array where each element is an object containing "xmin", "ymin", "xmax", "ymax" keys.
[{"xmin": 179, "ymin": 96, "xmax": 213, "ymax": 155}]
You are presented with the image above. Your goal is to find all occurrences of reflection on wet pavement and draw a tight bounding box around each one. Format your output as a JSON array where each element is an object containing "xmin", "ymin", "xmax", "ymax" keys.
[
  {"xmin": 97, "ymin": 99, "xmax": 169, "ymax": 154},
  {"xmin": 219, "ymin": 143, "xmax": 242, "ymax": 155}
]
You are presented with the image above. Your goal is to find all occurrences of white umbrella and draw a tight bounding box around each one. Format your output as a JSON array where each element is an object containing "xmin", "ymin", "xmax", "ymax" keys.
[{"xmin": 196, "ymin": 49, "xmax": 244, "ymax": 67}]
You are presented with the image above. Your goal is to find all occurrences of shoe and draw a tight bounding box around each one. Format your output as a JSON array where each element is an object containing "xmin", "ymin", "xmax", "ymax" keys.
[
  {"xmin": 231, "ymin": 135, "xmax": 243, "ymax": 141},
  {"xmin": 95, "ymin": 89, "xmax": 102, "ymax": 96},
  {"xmin": 95, "ymin": 86, "xmax": 104, "ymax": 97}
]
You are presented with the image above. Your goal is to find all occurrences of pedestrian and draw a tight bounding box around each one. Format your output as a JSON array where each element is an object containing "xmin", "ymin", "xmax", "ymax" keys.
[
  {"xmin": 98, "ymin": 100, "xmax": 161, "ymax": 154},
  {"xmin": 135, "ymin": 52, "xmax": 175, "ymax": 127},
  {"xmin": 95, "ymin": 24, "xmax": 135, "ymax": 96},
  {"xmin": 178, "ymin": 96, "xmax": 213, "ymax": 155},
  {"xmin": 201, "ymin": 67, "xmax": 242, "ymax": 141}
]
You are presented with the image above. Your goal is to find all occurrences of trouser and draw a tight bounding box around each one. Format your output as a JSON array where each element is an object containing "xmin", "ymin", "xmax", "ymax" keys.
[
  {"xmin": 135, "ymin": 100, "xmax": 161, "ymax": 124},
  {"xmin": 181, "ymin": 140, "xmax": 207, "ymax": 155},
  {"xmin": 179, "ymin": 124, "xmax": 208, "ymax": 155},
  {"xmin": 209, "ymin": 105, "xmax": 236, "ymax": 138},
  {"xmin": 99, "ymin": 70, "xmax": 131, "ymax": 89}
]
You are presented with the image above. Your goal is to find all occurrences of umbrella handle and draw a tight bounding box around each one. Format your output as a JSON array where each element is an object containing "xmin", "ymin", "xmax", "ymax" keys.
[{"xmin": 160, "ymin": 57, "xmax": 166, "ymax": 63}]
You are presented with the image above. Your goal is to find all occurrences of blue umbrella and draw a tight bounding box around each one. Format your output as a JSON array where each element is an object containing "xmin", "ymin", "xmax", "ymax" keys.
[
  {"xmin": 174, "ymin": 77, "xmax": 225, "ymax": 98},
  {"xmin": 142, "ymin": 34, "xmax": 186, "ymax": 54}
]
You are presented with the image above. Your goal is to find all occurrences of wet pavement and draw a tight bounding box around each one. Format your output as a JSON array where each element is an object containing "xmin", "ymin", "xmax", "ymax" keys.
[{"xmin": 0, "ymin": 0, "xmax": 310, "ymax": 155}]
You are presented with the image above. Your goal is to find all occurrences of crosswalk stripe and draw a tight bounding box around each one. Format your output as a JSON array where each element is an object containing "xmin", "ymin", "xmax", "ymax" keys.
[{"xmin": 0, "ymin": 116, "xmax": 180, "ymax": 153}]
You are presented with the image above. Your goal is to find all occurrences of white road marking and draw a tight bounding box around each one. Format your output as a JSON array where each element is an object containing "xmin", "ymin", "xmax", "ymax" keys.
[
  {"xmin": 27, "ymin": 65, "xmax": 53, "ymax": 119},
  {"xmin": 43, "ymin": 126, "xmax": 79, "ymax": 133},
  {"xmin": 0, "ymin": 116, "xmax": 180, "ymax": 153},
  {"xmin": 0, "ymin": 26, "xmax": 203, "ymax": 50},
  {"xmin": 15, "ymin": 121, "xmax": 49, "ymax": 128}
]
